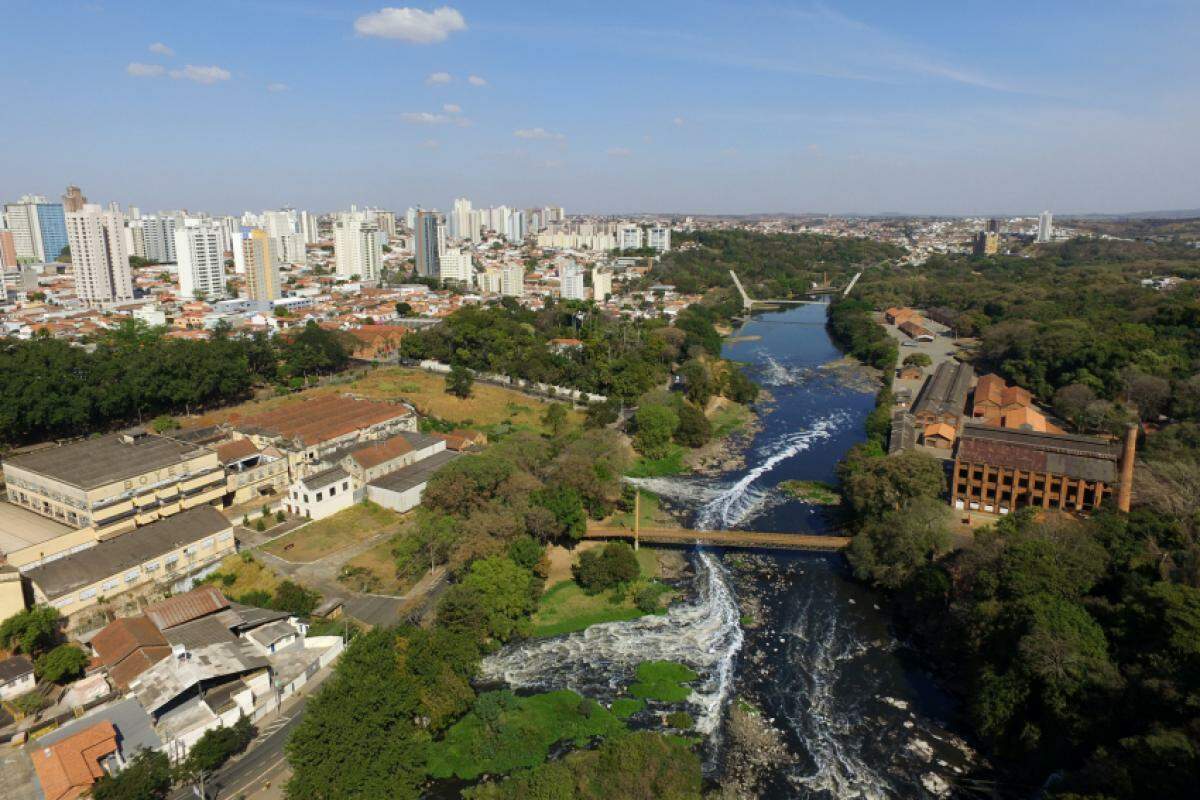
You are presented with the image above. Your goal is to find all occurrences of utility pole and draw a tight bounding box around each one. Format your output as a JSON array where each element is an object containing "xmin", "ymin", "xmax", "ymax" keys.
[{"xmin": 633, "ymin": 491, "xmax": 640, "ymax": 551}]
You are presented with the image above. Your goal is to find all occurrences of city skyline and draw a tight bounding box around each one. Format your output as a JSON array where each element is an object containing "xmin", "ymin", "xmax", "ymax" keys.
[{"xmin": 4, "ymin": 1, "xmax": 1198, "ymax": 214}]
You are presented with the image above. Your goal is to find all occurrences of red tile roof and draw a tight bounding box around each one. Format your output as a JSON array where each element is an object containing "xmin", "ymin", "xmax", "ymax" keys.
[
  {"xmin": 215, "ymin": 437, "xmax": 259, "ymax": 464},
  {"xmin": 91, "ymin": 616, "xmax": 168, "ymax": 668},
  {"xmin": 235, "ymin": 394, "xmax": 411, "ymax": 447},
  {"xmin": 31, "ymin": 721, "xmax": 118, "ymax": 800},
  {"xmin": 348, "ymin": 436, "xmax": 413, "ymax": 469},
  {"xmin": 144, "ymin": 585, "xmax": 229, "ymax": 630}
]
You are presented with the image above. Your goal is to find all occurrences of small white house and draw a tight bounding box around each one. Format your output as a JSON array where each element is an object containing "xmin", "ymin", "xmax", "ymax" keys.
[
  {"xmin": 286, "ymin": 467, "xmax": 356, "ymax": 520},
  {"xmin": 366, "ymin": 450, "xmax": 460, "ymax": 513},
  {"xmin": 0, "ymin": 654, "xmax": 35, "ymax": 700}
]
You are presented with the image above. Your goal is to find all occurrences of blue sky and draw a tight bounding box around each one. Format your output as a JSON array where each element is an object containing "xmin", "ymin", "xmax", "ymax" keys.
[{"xmin": 4, "ymin": 1, "xmax": 1197, "ymax": 215}]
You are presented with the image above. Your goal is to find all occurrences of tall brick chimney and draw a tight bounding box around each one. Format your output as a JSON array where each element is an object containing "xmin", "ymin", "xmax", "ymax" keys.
[{"xmin": 1117, "ymin": 423, "xmax": 1137, "ymax": 513}]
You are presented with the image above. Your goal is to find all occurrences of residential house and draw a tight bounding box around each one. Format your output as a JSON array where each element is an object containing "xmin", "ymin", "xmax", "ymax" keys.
[
  {"xmin": 0, "ymin": 654, "xmax": 35, "ymax": 700},
  {"xmin": 286, "ymin": 467, "xmax": 355, "ymax": 520}
]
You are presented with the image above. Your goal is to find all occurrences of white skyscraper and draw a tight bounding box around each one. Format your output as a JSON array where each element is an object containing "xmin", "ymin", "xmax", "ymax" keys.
[
  {"xmin": 648, "ymin": 226, "xmax": 671, "ymax": 252},
  {"xmin": 451, "ymin": 197, "xmax": 473, "ymax": 240},
  {"xmin": 263, "ymin": 210, "xmax": 296, "ymax": 240},
  {"xmin": 299, "ymin": 210, "xmax": 319, "ymax": 244},
  {"xmin": 592, "ymin": 269, "xmax": 613, "ymax": 301},
  {"xmin": 333, "ymin": 212, "xmax": 382, "ymax": 281},
  {"xmin": 500, "ymin": 264, "xmax": 525, "ymax": 297},
  {"xmin": 175, "ymin": 219, "xmax": 226, "ymax": 301},
  {"xmin": 439, "ymin": 247, "xmax": 474, "ymax": 286},
  {"xmin": 67, "ymin": 204, "xmax": 133, "ymax": 306},
  {"xmin": 560, "ymin": 260, "xmax": 585, "ymax": 300},
  {"xmin": 1037, "ymin": 211, "xmax": 1053, "ymax": 243},
  {"xmin": 505, "ymin": 209, "xmax": 526, "ymax": 242},
  {"xmin": 618, "ymin": 224, "xmax": 644, "ymax": 251},
  {"xmin": 480, "ymin": 268, "xmax": 503, "ymax": 294},
  {"xmin": 279, "ymin": 232, "xmax": 306, "ymax": 264},
  {"xmin": 142, "ymin": 215, "xmax": 178, "ymax": 263}
]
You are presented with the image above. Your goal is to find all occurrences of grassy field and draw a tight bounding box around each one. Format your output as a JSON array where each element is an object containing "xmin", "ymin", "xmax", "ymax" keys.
[
  {"xmin": 626, "ymin": 444, "xmax": 687, "ymax": 478},
  {"xmin": 531, "ymin": 548, "xmax": 669, "ymax": 638},
  {"xmin": 263, "ymin": 502, "xmax": 403, "ymax": 563},
  {"xmin": 203, "ymin": 553, "xmax": 281, "ymax": 598},
  {"xmin": 339, "ymin": 529, "xmax": 415, "ymax": 595},
  {"xmin": 604, "ymin": 491, "xmax": 678, "ymax": 531},
  {"xmin": 426, "ymin": 690, "xmax": 626, "ymax": 781},
  {"xmin": 184, "ymin": 366, "xmax": 583, "ymax": 437},
  {"xmin": 709, "ymin": 400, "xmax": 752, "ymax": 438}
]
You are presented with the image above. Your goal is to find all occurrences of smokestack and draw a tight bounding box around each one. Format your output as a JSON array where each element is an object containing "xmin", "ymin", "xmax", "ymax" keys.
[{"xmin": 1117, "ymin": 423, "xmax": 1137, "ymax": 513}]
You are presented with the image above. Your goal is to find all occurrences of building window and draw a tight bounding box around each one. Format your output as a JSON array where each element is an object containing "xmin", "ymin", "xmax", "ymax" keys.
[
  {"xmin": 316, "ymin": 492, "xmax": 323, "ymax": 501},
  {"xmin": 329, "ymin": 487, "xmax": 336, "ymax": 497},
  {"xmin": 79, "ymin": 588, "xmax": 97, "ymax": 601},
  {"xmin": 125, "ymin": 569, "xmax": 140, "ymax": 582},
  {"xmin": 304, "ymin": 494, "xmax": 309, "ymax": 503},
  {"xmin": 343, "ymin": 482, "xmax": 349, "ymax": 491}
]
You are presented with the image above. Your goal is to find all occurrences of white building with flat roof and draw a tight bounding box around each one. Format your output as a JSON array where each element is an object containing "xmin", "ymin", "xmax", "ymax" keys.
[{"xmin": 175, "ymin": 219, "xmax": 226, "ymax": 301}]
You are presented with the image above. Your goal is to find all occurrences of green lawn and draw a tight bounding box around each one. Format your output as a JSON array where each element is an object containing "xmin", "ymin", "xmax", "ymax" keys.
[
  {"xmin": 709, "ymin": 401, "xmax": 752, "ymax": 438},
  {"xmin": 262, "ymin": 501, "xmax": 402, "ymax": 562},
  {"xmin": 629, "ymin": 661, "xmax": 699, "ymax": 702},
  {"xmin": 531, "ymin": 549, "xmax": 669, "ymax": 638},
  {"xmin": 426, "ymin": 690, "xmax": 626, "ymax": 780},
  {"xmin": 626, "ymin": 445, "xmax": 687, "ymax": 478},
  {"xmin": 605, "ymin": 491, "xmax": 677, "ymax": 531}
]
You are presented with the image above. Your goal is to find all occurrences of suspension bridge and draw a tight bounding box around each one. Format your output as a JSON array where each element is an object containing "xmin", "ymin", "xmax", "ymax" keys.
[{"xmin": 729, "ymin": 269, "xmax": 863, "ymax": 312}]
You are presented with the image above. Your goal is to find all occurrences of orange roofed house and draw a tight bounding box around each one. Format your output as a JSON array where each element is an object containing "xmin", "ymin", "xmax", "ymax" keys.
[
  {"xmin": 231, "ymin": 394, "xmax": 417, "ymax": 476},
  {"xmin": 31, "ymin": 721, "xmax": 119, "ymax": 800},
  {"xmin": 971, "ymin": 373, "xmax": 1063, "ymax": 433}
]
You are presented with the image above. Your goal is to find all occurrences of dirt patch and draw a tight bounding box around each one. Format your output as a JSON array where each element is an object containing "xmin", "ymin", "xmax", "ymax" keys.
[{"xmin": 543, "ymin": 542, "xmax": 602, "ymax": 586}]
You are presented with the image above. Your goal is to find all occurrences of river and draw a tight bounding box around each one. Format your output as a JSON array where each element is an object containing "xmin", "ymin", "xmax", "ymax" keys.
[{"xmin": 482, "ymin": 304, "xmax": 976, "ymax": 798}]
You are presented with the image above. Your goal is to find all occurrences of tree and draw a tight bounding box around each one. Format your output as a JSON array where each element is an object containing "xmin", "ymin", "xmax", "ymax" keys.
[
  {"xmin": 573, "ymin": 542, "xmax": 640, "ymax": 593},
  {"xmin": 446, "ymin": 365, "xmax": 474, "ymax": 398},
  {"xmin": 531, "ymin": 485, "xmax": 587, "ymax": 542},
  {"xmin": 151, "ymin": 414, "xmax": 178, "ymax": 433},
  {"xmin": 182, "ymin": 716, "xmax": 255, "ymax": 777},
  {"xmin": 679, "ymin": 359, "xmax": 712, "ymax": 406},
  {"xmin": 0, "ymin": 605, "xmax": 61, "ymax": 655},
  {"xmin": 35, "ymin": 644, "xmax": 89, "ymax": 684},
  {"xmin": 902, "ymin": 352, "xmax": 932, "ymax": 368},
  {"xmin": 92, "ymin": 749, "xmax": 172, "ymax": 800},
  {"xmin": 633, "ymin": 403, "xmax": 679, "ymax": 459},
  {"xmin": 270, "ymin": 580, "xmax": 320, "ymax": 616},
  {"xmin": 541, "ymin": 402, "xmax": 568, "ymax": 437},
  {"xmin": 58, "ymin": 245, "xmax": 71, "ymax": 263},
  {"xmin": 286, "ymin": 630, "xmax": 427, "ymax": 800},
  {"xmin": 1054, "ymin": 383, "xmax": 1097, "ymax": 429},
  {"xmin": 584, "ymin": 398, "xmax": 621, "ymax": 429},
  {"xmin": 458, "ymin": 556, "xmax": 538, "ymax": 642},
  {"xmin": 838, "ymin": 450, "xmax": 945, "ymax": 519},
  {"xmin": 394, "ymin": 301, "xmax": 413, "ymax": 317},
  {"xmin": 847, "ymin": 497, "xmax": 953, "ymax": 589},
  {"xmin": 673, "ymin": 402, "xmax": 711, "ymax": 447}
]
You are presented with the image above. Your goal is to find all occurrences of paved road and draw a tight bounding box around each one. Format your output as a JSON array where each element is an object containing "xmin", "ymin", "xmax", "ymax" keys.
[{"xmin": 172, "ymin": 700, "xmax": 307, "ymax": 800}]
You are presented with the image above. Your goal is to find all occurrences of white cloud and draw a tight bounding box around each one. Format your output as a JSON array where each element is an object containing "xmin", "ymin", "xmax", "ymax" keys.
[
  {"xmin": 169, "ymin": 64, "xmax": 231, "ymax": 84},
  {"xmin": 673, "ymin": 116, "xmax": 685, "ymax": 126},
  {"xmin": 402, "ymin": 111, "xmax": 452, "ymax": 124},
  {"xmin": 126, "ymin": 62, "xmax": 165, "ymax": 78},
  {"xmin": 148, "ymin": 42, "xmax": 174, "ymax": 57},
  {"xmin": 467, "ymin": 74, "xmax": 487, "ymax": 86},
  {"xmin": 354, "ymin": 6, "xmax": 467, "ymax": 44},
  {"xmin": 606, "ymin": 147, "xmax": 632, "ymax": 157},
  {"xmin": 514, "ymin": 127, "xmax": 564, "ymax": 140},
  {"xmin": 442, "ymin": 103, "xmax": 461, "ymax": 113},
  {"xmin": 267, "ymin": 82, "xmax": 289, "ymax": 92},
  {"xmin": 426, "ymin": 71, "xmax": 452, "ymax": 85},
  {"xmin": 420, "ymin": 139, "xmax": 441, "ymax": 149}
]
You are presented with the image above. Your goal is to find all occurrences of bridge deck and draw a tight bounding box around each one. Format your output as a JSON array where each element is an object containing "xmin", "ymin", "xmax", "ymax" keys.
[{"xmin": 584, "ymin": 527, "xmax": 850, "ymax": 551}]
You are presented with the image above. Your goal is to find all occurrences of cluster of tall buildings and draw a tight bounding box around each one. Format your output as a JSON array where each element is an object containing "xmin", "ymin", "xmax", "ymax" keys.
[{"xmin": 535, "ymin": 220, "xmax": 671, "ymax": 253}]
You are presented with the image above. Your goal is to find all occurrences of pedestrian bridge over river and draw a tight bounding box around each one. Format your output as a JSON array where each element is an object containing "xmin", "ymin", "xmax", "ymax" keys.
[{"xmin": 584, "ymin": 527, "xmax": 851, "ymax": 552}]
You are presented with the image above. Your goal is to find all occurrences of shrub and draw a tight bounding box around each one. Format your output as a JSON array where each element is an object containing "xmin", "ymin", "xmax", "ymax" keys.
[
  {"xmin": 36, "ymin": 643, "xmax": 89, "ymax": 684},
  {"xmin": 635, "ymin": 585, "xmax": 662, "ymax": 613},
  {"xmin": 12, "ymin": 691, "xmax": 50, "ymax": 716},
  {"xmin": 573, "ymin": 542, "xmax": 640, "ymax": 593},
  {"xmin": 665, "ymin": 711, "xmax": 694, "ymax": 729}
]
